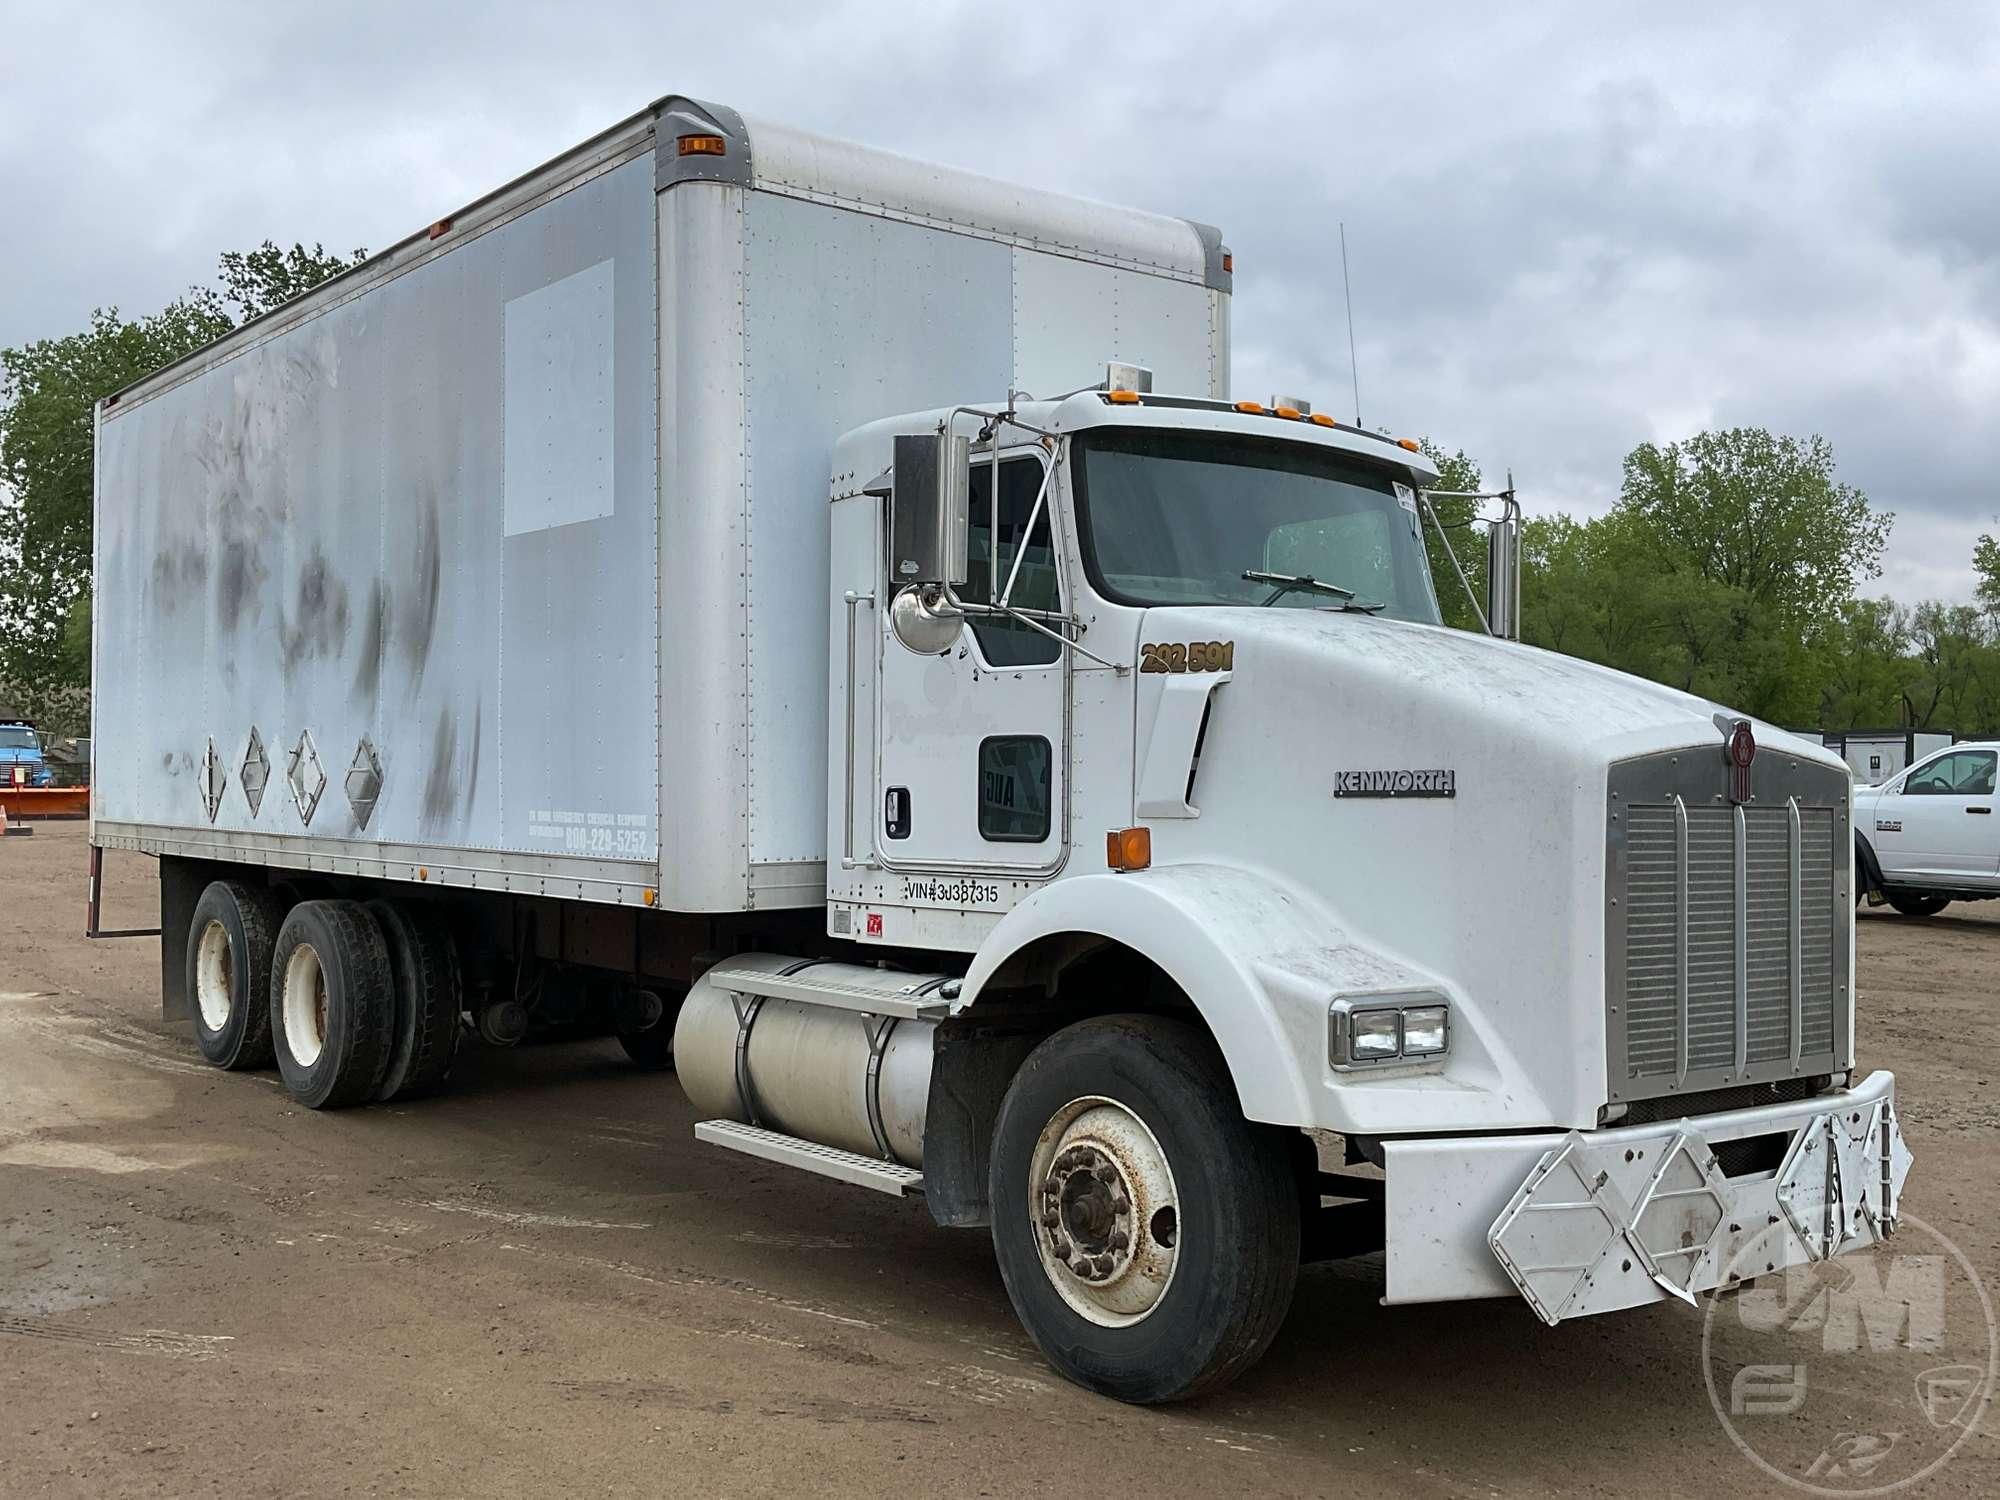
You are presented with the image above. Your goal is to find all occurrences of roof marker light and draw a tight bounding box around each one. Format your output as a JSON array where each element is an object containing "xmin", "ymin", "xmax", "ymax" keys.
[
  {"xmin": 1105, "ymin": 389, "xmax": 1141, "ymax": 405},
  {"xmin": 1396, "ymin": 437, "xmax": 1421, "ymax": 452},
  {"xmin": 1234, "ymin": 400, "xmax": 1266, "ymax": 415},
  {"xmin": 678, "ymin": 133, "xmax": 727, "ymax": 157},
  {"xmin": 1309, "ymin": 413, "xmax": 1336, "ymax": 428}
]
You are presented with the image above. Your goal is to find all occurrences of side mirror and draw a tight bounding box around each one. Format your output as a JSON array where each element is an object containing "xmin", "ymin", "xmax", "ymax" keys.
[
  {"xmin": 890, "ymin": 431, "xmax": 970, "ymax": 588},
  {"xmin": 1485, "ymin": 501, "xmax": 1520, "ymax": 641}
]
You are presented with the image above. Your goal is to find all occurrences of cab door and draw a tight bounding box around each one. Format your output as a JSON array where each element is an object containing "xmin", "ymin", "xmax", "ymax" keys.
[
  {"xmin": 873, "ymin": 450, "xmax": 1067, "ymax": 885},
  {"xmin": 1883, "ymin": 748, "xmax": 2000, "ymax": 881}
]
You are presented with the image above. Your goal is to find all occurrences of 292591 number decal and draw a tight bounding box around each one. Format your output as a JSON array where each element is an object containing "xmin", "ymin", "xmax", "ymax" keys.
[{"xmin": 1140, "ymin": 640, "xmax": 1234, "ymax": 674}]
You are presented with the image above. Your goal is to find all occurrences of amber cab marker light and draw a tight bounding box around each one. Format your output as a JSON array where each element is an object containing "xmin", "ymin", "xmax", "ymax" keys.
[
  {"xmin": 1233, "ymin": 400, "xmax": 1266, "ymax": 415},
  {"xmin": 1309, "ymin": 412, "xmax": 1336, "ymax": 427},
  {"xmin": 1274, "ymin": 405, "xmax": 1302, "ymax": 420},
  {"xmin": 1106, "ymin": 389, "xmax": 1141, "ymax": 404},
  {"xmin": 1396, "ymin": 437, "xmax": 1421, "ymax": 452},
  {"xmin": 678, "ymin": 133, "xmax": 727, "ymax": 157},
  {"xmin": 426, "ymin": 218, "xmax": 452, "ymax": 241},
  {"xmin": 1106, "ymin": 826, "xmax": 1152, "ymax": 872}
]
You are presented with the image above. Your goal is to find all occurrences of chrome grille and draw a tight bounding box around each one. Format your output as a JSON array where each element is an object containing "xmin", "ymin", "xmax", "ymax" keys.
[{"xmin": 1607, "ymin": 748, "xmax": 1850, "ymax": 1105}]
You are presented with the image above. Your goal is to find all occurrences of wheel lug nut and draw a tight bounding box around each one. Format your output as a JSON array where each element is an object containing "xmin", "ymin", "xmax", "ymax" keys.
[
  {"xmin": 1093, "ymin": 1254, "xmax": 1115, "ymax": 1277},
  {"xmin": 1094, "ymin": 1164, "xmax": 1118, "ymax": 1184},
  {"xmin": 1109, "ymin": 1230, "xmax": 1129, "ymax": 1251},
  {"xmin": 1110, "ymin": 1194, "xmax": 1129, "ymax": 1214}
]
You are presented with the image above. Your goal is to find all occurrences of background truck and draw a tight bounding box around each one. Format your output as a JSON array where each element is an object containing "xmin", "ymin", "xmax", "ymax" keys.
[{"xmin": 91, "ymin": 95, "xmax": 1911, "ymax": 1403}]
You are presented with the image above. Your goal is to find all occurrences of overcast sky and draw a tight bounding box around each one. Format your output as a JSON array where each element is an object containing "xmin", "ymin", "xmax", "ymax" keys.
[{"xmin": 4, "ymin": 2, "xmax": 1995, "ymax": 601}]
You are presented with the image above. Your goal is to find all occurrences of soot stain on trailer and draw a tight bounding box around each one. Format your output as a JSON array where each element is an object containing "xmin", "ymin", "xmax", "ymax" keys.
[
  {"xmin": 399, "ymin": 501, "xmax": 443, "ymax": 688},
  {"xmin": 420, "ymin": 701, "xmax": 481, "ymax": 832},
  {"xmin": 277, "ymin": 549, "xmax": 351, "ymax": 671},
  {"xmin": 354, "ymin": 580, "xmax": 386, "ymax": 701}
]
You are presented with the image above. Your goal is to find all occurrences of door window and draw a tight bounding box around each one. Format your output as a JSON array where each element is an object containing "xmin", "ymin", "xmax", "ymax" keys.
[
  {"xmin": 965, "ymin": 457, "xmax": 1061, "ymax": 666},
  {"xmin": 1905, "ymin": 750, "xmax": 1996, "ymax": 795},
  {"xmin": 978, "ymin": 736, "xmax": 1052, "ymax": 841}
]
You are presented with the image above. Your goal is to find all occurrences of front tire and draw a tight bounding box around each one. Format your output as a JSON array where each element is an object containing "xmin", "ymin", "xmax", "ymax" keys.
[
  {"xmin": 1886, "ymin": 892, "xmax": 1950, "ymax": 917},
  {"xmin": 186, "ymin": 880, "xmax": 282, "ymax": 1070},
  {"xmin": 270, "ymin": 900, "xmax": 395, "ymax": 1109},
  {"xmin": 988, "ymin": 1015, "xmax": 1300, "ymax": 1404}
]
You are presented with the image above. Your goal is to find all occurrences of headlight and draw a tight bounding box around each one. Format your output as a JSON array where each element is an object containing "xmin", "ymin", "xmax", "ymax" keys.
[
  {"xmin": 1350, "ymin": 1008, "xmax": 1402, "ymax": 1061},
  {"xmin": 1401, "ymin": 1005, "xmax": 1449, "ymax": 1056},
  {"xmin": 1328, "ymin": 994, "xmax": 1451, "ymax": 1069}
]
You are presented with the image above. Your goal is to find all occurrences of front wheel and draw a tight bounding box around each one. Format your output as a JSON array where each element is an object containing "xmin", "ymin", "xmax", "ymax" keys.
[
  {"xmin": 988, "ymin": 1015, "xmax": 1300, "ymax": 1404},
  {"xmin": 1886, "ymin": 892, "xmax": 1951, "ymax": 917}
]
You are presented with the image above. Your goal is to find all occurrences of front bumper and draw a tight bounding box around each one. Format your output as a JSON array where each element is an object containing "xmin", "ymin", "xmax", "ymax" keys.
[{"xmin": 1382, "ymin": 1070, "xmax": 1911, "ymax": 1321}]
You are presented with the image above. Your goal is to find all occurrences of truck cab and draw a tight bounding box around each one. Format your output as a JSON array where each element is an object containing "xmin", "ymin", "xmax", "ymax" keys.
[{"xmin": 0, "ymin": 719, "xmax": 54, "ymax": 788}]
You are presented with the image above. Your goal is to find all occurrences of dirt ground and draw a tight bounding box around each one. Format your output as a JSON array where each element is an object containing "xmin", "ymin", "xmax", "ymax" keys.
[{"xmin": 1, "ymin": 821, "xmax": 1995, "ymax": 1498}]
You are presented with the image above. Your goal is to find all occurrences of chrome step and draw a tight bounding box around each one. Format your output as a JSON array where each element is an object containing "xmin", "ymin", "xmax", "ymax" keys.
[
  {"xmin": 712, "ymin": 966, "xmax": 953, "ymax": 1021},
  {"xmin": 694, "ymin": 1120, "xmax": 925, "ymax": 1197}
]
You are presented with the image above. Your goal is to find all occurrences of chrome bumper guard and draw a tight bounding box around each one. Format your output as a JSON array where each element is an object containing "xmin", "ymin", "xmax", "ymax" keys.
[{"xmin": 1483, "ymin": 1072, "xmax": 1911, "ymax": 1325}]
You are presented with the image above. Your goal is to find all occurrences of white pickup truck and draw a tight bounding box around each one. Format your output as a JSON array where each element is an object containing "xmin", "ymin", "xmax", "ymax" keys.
[{"xmin": 1854, "ymin": 740, "xmax": 2000, "ymax": 915}]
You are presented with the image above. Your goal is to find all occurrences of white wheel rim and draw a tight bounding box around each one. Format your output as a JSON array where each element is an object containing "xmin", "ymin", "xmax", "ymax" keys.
[
  {"xmin": 194, "ymin": 920, "xmax": 233, "ymax": 1032},
  {"xmin": 282, "ymin": 943, "xmax": 329, "ymax": 1067},
  {"xmin": 1028, "ymin": 1095, "xmax": 1180, "ymax": 1328}
]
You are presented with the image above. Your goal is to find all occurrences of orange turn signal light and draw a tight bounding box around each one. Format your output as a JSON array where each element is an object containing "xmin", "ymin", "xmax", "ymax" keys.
[
  {"xmin": 1106, "ymin": 389, "xmax": 1141, "ymax": 404},
  {"xmin": 1106, "ymin": 826, "xmax": 1152, "ymax": 872},
  {"xmin": 678, "ymin": 133, "xmax": 727, "ymax": 157},
  {"xmin": 1233, "ymin": 400, "xmax": 1266, "ymax": 415}
]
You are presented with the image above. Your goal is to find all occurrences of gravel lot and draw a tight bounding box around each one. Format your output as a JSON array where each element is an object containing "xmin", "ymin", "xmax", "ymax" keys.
[{"xmin": 3, "ymin": 820, "xmax": 1996, "ymax": 1497}]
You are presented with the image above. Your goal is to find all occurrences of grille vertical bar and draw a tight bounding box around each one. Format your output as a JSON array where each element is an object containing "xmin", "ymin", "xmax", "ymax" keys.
[
  {"xmin": 1733, "ymin": 804, "xmax": 1748, "ymax": 1073},
  {"xmin": 1674, "ymin": 794, "xmax": 1689, "ymax": 1086},
  {"xmin": 1800, "ymin": 792, "xmax": 1816, "ymax": 1072}
]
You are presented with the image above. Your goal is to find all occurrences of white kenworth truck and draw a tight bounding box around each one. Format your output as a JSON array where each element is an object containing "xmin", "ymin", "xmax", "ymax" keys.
[{"xmin": 91, "ymin": 96, "xmax": 1911, "ymax": 1403}]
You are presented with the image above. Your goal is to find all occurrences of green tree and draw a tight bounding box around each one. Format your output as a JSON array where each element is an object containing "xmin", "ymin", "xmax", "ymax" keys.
[
  {"xmin": 0, "ymin": 242, "xmax": 363, "ymax": 730},
  {"xmin": 1616, "ymin": 428, "xmax": 1891, "ymax": 635},
  {"xmin": 1973, "ymin": 528, "xmax": 2000, "ymax": 620}
]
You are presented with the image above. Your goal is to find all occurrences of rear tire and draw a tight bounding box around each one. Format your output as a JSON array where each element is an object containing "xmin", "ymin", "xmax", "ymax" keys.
[
  {"xmin": 1886, "ymin": 892, "xmax": 1950, "ymax": 917},
  {"xmin": 366, "ymin": 899, "xmax": 463, "ymax": 1102},
  {"xmin": 270, "ymin": 900, "xmax": 395, "ymax": 1109},
  {"xmin": 186, "ymin": 880, "xmax": 282, "ymax": 1070},
  {"xmin": 988, "ymin": 1015, "xmax": 1300, "ymax": 1404}
]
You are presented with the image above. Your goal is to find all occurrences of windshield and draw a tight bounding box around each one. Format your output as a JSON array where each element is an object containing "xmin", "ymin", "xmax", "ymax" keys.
[
  {"xmin": 1070, "ymin": 427, "xmax": 1443, "ymax": 624},
  {"xmin": 0, "ymin": 727, "xmax": 37, "ymax": 751}
]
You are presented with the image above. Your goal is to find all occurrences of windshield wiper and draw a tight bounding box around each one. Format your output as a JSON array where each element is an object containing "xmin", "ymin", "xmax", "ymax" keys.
[{"xmin": 1241, "ymin": 570, "xmax": 1387, "ymax": 612}]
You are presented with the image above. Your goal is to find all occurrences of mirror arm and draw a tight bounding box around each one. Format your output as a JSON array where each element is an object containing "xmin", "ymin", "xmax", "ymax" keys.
[
  {"xmin": 998, "ymin": 449, "xmax": 1062, "ymax": 609},
  {"xmin": 939, "ymin": 585, "xmax": 1127, "ymax": 674},
  {"xmin": 1417, "ymin": 491, "xmax": 1494, "ymax": 637}
]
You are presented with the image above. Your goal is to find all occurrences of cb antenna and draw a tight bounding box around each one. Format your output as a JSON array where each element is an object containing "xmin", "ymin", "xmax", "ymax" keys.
[{"xmin": 1339, "ymin": 221, "xmax": 1361, "ymax": 426}]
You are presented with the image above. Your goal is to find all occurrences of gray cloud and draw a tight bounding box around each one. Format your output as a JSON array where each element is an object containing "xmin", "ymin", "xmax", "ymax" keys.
[{"xmin": 4, "ymin": 1, "xmax": 1994, "ymax": 599}]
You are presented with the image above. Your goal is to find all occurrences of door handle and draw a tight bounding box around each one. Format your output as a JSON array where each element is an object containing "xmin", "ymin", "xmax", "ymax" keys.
[{"xmin": 1968, "ymin": 806, "xmax": 1992, "ymax": 815}]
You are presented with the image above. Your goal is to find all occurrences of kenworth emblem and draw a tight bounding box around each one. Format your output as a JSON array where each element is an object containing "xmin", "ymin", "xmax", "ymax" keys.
[
  {"xmin": 1721, "ymin": 716, "xmax": 1756, "ymax": 803},
  {"xmin": 1334, "ymin": 768, "xmax": 1456, "ymax": 799}
]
